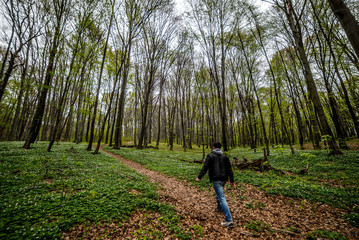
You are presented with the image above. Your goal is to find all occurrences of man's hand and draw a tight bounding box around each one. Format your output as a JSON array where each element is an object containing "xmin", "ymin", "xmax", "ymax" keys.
[
  {"xmin": 230, "ymin": 182, "xmax": 235, "ymax": 188},
  {"xmin": 196, "ymin": 178, "xmax": 201, "ymax": 182}
]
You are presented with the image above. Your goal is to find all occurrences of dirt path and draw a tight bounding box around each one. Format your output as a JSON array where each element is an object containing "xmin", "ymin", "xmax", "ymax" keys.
[{"xmin": 99, "ymin": 149, "xmax": 359, "ymax": 240}]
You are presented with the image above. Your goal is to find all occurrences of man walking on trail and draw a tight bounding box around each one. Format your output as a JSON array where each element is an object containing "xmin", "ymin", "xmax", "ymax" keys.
[{"xmin": 196, "ymin": 142, "xmax": 235, "ymax": 227}]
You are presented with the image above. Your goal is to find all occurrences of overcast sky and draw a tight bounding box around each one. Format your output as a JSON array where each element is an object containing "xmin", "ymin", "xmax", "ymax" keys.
[{"xmin": 173, "ymin": 0, "xmax": 272, "ymax": 15}]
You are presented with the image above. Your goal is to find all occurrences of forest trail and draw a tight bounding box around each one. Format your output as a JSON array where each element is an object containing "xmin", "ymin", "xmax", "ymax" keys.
[{"xmin": 72, "ymin": 149, "xmax": 358, "ymax": 239}]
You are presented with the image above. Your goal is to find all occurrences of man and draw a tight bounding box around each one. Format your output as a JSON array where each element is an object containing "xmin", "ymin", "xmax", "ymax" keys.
[{"xmin": 196, "ymin": 142, "xmax": 235, "ymax": 227}]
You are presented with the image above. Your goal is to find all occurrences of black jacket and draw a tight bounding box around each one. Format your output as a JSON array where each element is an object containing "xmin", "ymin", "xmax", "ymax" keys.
[{"xmin": 197, "ymin": 148, "xmax": 234, "ymax": 183}]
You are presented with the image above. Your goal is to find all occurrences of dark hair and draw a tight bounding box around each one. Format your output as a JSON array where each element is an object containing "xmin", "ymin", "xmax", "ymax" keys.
[{"xmin": 213, "ymin": 142, "xmax": 221, "ymax": 149}]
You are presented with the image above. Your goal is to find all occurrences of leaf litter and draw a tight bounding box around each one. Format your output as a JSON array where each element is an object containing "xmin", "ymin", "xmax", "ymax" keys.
[{"xmin": 63, "ymin": 150, "xmax": 359, "ymax": 239}]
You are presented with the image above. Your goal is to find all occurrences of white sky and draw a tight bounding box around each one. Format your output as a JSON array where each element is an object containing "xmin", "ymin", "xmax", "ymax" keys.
[
  {"xmin": 173, "ymin": 0, "xmax": 272, "ymax": 15},
  {"xmin": 173, "ymin": 0, "xmax": 187, "ymax": 15}
]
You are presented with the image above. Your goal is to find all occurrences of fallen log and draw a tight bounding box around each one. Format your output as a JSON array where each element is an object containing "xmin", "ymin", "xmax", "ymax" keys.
[
  {"xmin": 231, "ymin": 148, "xmax": 284, "ymax": 174},
  {"xmin": 180, "ymin": 148, "xmax": 284, "ymax": 174},
  {"xmin": 120, "ymin": 145, "xmax": 156, "ymax": 149},
  {"xmin": 231, "ymin": 157, "xmax": 284, "ymax": 174},
  {"xmin": 121, "ymin": 145, "xmax": 135, "ymax": 148},
  {"xmin": 180, "ymin": 158, "xmax": 205, "ymax": 164}
]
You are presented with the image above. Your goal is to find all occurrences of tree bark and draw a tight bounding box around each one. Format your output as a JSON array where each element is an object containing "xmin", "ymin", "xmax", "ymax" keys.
[
  {"xmin": 88, "ymin": 7, "xmax": 114, "ymax": 152},
  {"xmin": 281, "ymin": 0, "xmax": 342, "ymax": 154},
  {"xmin": 23, "ymin": 7, "xmax": 65, "ymax": 149},
  {"xmin": 327, "ymin": 0, "xmax": 359, "ymax": 59}
]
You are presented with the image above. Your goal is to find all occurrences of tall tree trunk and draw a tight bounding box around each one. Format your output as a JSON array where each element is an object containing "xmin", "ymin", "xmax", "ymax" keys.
[
  {"xmin": 94, "ymin": 78, "xmax": 118, "ymax": 154},
  {"xmin": 238, "ymin": 32, "xmax": 270, "ymax": 155},
  {"xmin": 48, "ymin": 33, "xmax": 81, "ymax": 151},
  {"xmin": 137, "ymin": 65, "xmax": 155, "ymax": 149},
  {"xmin": 287, "ymin": 47, "xmax": 321, "ymax": 149},
  {"xmin": 309, "ymin": 0, "xmax": 359, "ymax": 138},
  {"xmin": 9, "ymin": 41, "xmax": 31, "ymax": 140},
  {"xmin": 155, "ymin": 77, "xmax": 165, "ymax": 148},
  {"xmin": 282, "ymin": 0, "xmax": 342, "ymax": 155},
  {"xmin": 0, "ymin": 25, "xmax": 14, "ymax": 82},
  {"xmin": 114, "ymin": 41, "xmax": 133, "ymax": 149},
  {"xmin": 327, "ymin": 0, "xmax": 359, "ymax": 59},
  {"xmin": 87, "ymin": 9, "xmax": 113, "ymax": 151},
  {"xmin": 311, "ymin": 24, "xmax": 349, "ymax": 150},
  {"xmin": 0, "ymin": 50, "xmax": 20, "ymax": 102},
  {"xmin": 23, "ymin": 12, "xmax": 63, "ymax": 149}
]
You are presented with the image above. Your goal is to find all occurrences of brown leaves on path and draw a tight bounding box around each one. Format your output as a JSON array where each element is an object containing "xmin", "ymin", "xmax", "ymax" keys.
[{"xmin": 64, "ymin": 149, "xmax": 359, "ymax": 239}]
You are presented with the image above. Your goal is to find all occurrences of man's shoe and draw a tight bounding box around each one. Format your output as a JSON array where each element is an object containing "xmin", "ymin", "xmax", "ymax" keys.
[{"xmin": 221, "ymin": 221, "xmax": 234, "ymax": 228}]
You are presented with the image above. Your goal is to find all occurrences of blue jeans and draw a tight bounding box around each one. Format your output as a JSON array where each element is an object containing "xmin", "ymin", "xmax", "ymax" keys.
[{"xmin": 213, "ymin": 180, "xmax": 233, "ymax": 222}]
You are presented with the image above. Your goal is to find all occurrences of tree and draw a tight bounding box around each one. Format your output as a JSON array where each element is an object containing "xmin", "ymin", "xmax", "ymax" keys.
[
  {"xmin": 0, "ymin": 0, "xmax": 40, "ymax": 102},
  {"xmin": 88, "ymin": 0, "xmax": 114, "ymax": 152},
  {"xmin": 189, "ymin": 0, "xmax": 243, "ymax": 151},
  {"xmin": 137, "ymin": 5, "xmax": 177, "ymax": 149},
  {"xmin": 272, "ymin": 0, "xmax": 342, "ymax": 155},
  {"xmin": 113, "ymin": 0, "xmax": 171, "ymax": 149},
  {"xmin": 327, "ymin": 0, "xmax": 359, "ymax": 60},
  {"xmin": 23, "ymin": 0, "xmax": 71, "ymax": 149}
]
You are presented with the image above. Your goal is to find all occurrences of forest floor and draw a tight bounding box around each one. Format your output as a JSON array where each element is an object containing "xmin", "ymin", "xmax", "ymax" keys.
[
  {"xmin": 64, "ymin": 148, "xmax": 359, "ymax": 240},
  {"xmin": 299, "ymin": 141, "xmax": 359, "ymax": 151}
]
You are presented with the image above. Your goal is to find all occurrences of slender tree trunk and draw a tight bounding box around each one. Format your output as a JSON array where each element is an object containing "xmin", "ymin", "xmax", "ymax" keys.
[
  {"xmin": 114, "ymin": 41, "xmax": 133, "ymax": 149},
  {"xmin": 311, "ymin": 26, "xmax": 349, "ymax": 150},
  {"xmin": 23, "ymin": 14, "xmax": 63, "ymax": 149},
  {"xmin": 282, "ymin": 0, "xmax": 342, "ymax": 154},
  {"xmin": 9, "ymin": 41, "xmax": 31, "ymax": 140},
  {"xmin": 75, "ymin": 84, "xmax": 85, "ymax": 143},
  {"xmin": 48, "ymin": 36, "xmax": 81, "ymax": 151},
  {"xmin": 137, "ymin": 66, "xmax": 155, "ymax": 149},
  {"xmin": 327, "ymin": 0, "xmax": 359, "ymax": 59},
  {"xmin": 94, "ymin": 79, "xmax": 118, "ymax": 154},
  {"xmin": 0, "ymin": 25, "xmax": 14, "ymax": 82},
  {"xmin": 0, "ymin": 50, "xmax": 20, "ymax": 102},
  {"xmin": 309, "ymin": 0, "xmax": 359, "ymax": 138},
  {"xmin": 88, "ymin": 10, "xmax": 113, "ymax": 151},
  {"xmin": 238, "ymin": 32, "xmax": 269, "ymax": 154},
  {"xmin": 287, "ymin": 48, "xmax": 321, "ymax": 149},
  {"xmin": 156, "ymin": 77, "xmax": 165, "ymax": 148}
]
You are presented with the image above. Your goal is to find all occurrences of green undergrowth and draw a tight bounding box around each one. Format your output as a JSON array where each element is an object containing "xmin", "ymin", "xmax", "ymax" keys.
[
  {"xmin": 0, "ymin": 142, "xmax": 189, "ymax": 239},
  {"xmin": 105, "ymin": 143, "xmax": 359, "ymax": 227},
  {"xmin": 307, "ymin": 229, "xmax": 347, "ymax": 240},
  {"xmin": 239, "ymin": 147, "xmax": 359, "ymax": 227},
  {"xmin": 244, "ymin": 149, "xmax": 358, "ymax": 202},
  {"xmin": 104, "ymin": 144, "xmax": 210, "ymax": 189}
]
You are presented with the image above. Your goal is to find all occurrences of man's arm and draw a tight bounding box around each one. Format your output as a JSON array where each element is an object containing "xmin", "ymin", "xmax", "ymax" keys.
[
  {"xmin": 196, "ymin": 155, "xmax": 210, "ymax": 181},
  {"xmin": 226, "ymin": 156, "xmax": 234, "ymax": 183}
]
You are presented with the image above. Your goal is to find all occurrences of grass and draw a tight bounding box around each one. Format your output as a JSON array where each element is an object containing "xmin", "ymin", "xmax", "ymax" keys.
[
  {"xmin": 1, "ymin": 141, "xmax": 358, "ymax": 238},
  {"xmin": 236, "ymin": 147, "xmax": 359, "ymax": 227},
  {"xmin": 0, "ymin": 141, "xmax": 189, "ymax": 239},
  {"xmin": 105, "ymin": 142, "xmax": 359, "ymax": 226}
]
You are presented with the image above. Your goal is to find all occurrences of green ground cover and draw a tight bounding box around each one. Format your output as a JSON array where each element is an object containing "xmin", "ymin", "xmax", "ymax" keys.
[
  {"xmin": 105, "ymin": 143, "xmax": 359, "ymax": 226},
  {"xmin": 0, "ymin": 142, "xmax": 189, "ymax": 239}
]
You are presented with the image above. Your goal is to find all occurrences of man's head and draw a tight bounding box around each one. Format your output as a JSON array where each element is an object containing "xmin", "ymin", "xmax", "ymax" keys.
[{"xmin": 213, "ymin": 142, "xmax": 221, "ymax": 149}]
